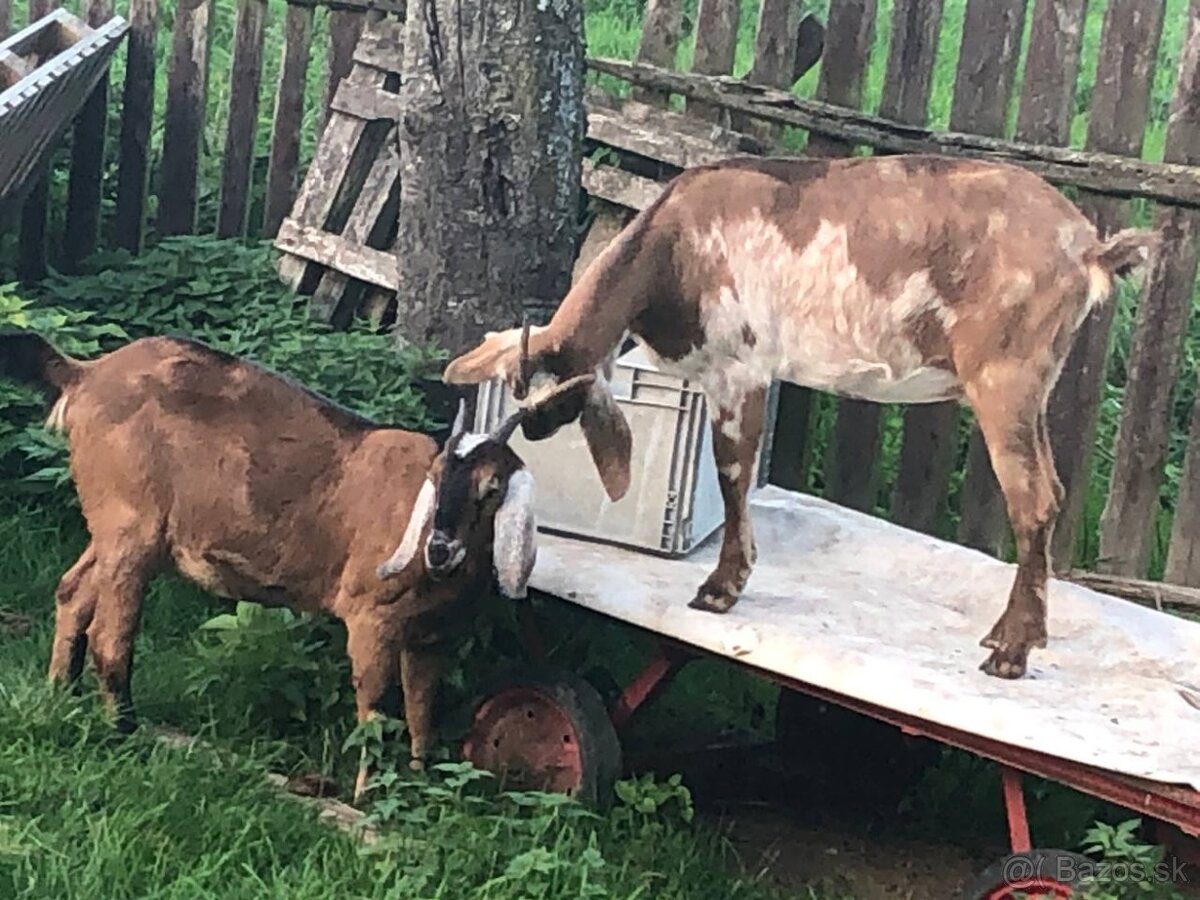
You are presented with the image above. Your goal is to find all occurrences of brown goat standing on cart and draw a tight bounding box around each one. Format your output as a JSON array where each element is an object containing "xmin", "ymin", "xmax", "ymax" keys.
[
  {"xmin": 0, "ymin": 332, "xmax": 592, "ymax": 800},
  {"xmin": 443, "ymin": 154, "xmax": 1157, "ymax": 680}
]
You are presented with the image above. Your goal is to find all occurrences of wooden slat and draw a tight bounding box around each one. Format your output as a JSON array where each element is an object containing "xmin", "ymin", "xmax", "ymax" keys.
[
  {"xmin": 1045, "ymin": 0, "xmax": 1165, "ymax": 573},
  {"xmin": 157, "ymin": 0, "xmax": 211, "ymax": 236},
  {"xmin": 892, "ymin": 0, "xmax": 1026, "ymax": 536},
  {"xmin": 1065, "ymin": 571, "xmax": 1200, "ymax": 613},
  {"xmin": 0, "ymin": 0, "xmax": 10, "ymax": 37},
  {"xmin": 216, "ymin": 0, "xmax": 267, "ymax": 239},
  {"xmin": 330, "ymin": 78, "xmax": 402, "ymax": 120},
  {"xmin": 323, "ymin": 8, "xmax": 363, "ymax": 125},
  {"xmin": 262, "ymin": 3, "xmax": 313, "ymax": 237},
  {"xmin": 350, "ymin": 14, "xmax": 405, "ymax": 72},
  {"xmin": 17, "ymin": 0, "xmax": 56, "ymax": 283},
  {"xmin": 586, "ymin": 103, "xmax": 763, "ymax": 169},
  {"xmin": 587, "ymin": 58, "xmax": 1200, "ymax": 209},
  {"xmin": 275, "ymin": 219, "xmax": 397, "ymax": 290},
  {"xmin": 826, "ymin": 0, "xmax": 941, "ymax": 515},
  {"xmin": 1098, "ymin": 0, "xmax": 1200, "ymax": 577},
  {"xmin": 113, "ymin": 0, "xmax": 158, "ymax": 253},
  {"xmin": 61, "ymin": 0, "xmax": 112, "ymax": 269},
  {"xmin": 686, "ymin": 0, "xmax": 738, "ymax": 122},
  {"xmin": 580, "ymin": 157, "xmax": 663, "ymax": 210},
  {"xmin": 285, "ymin": 0, "xmax": 402, "ymax": 12},
  {"xmin": 633, "ymin": 0, "xmax": 684, "ymax": 107}
]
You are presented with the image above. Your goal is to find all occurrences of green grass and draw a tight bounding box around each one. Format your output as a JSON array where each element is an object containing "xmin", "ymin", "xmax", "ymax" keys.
[{"xmin": 0, "ymin": 502, "xmax": 798, "ymax": 900}]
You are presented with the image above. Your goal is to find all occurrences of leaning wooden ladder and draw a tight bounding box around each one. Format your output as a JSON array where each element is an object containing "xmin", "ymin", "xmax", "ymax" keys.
[{"xmin": 0, "ymin": 9, "xmax": 128, "ymax": 215}]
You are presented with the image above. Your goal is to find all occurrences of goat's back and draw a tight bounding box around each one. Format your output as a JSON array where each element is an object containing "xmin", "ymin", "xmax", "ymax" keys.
[{"xmin": 59, "ymin": 336, "xmax": 437, "ymax": 608}]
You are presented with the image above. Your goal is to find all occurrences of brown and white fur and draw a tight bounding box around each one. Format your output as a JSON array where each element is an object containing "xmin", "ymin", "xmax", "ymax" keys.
[
  {"xmin": 0, "ymin": 332, "xmax": 593, "ymax": 800},
  {"xmin": 442, "ymin": 153, "xmax": 1158, "ymax": 681}
]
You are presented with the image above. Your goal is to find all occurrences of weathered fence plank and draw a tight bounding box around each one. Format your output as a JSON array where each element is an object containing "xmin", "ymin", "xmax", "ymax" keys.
[
  {"xmin": 587, "ymin": 59, "xmax": 1200, "ymax": 209},
  {"xmin": 1046, "ymin": 0, "xmax": 1165, "ymax": 573},
  {"xmin": 324, "ymin": 9, "xmax": 363, "ymax": 125},
  {"xmin": 262, "ymin": 3, "xmax": 313, "ymax": 237},
  {"xmin": 1167, "ymin": 386, "xmax": 1200, "ymax": 586},
  {"xmin": 157, "ymin": 0, "xmax": 212, "ymax": 236},
  {"xmin": 0, "ymin": 0, "xmax": 11, "ymax": 36},
  {"xmin": 826, "ymin": 0, "xmax": 941, "ymax": 514},
  {"xmin": 766, "ymin": 0, "xmax": 875, "ymax": 493},
  {"xmin": 17, "ymin": 0, "xmax": 54, "ymax": 283},
  {"xmin": 892, "ymin": 0, "xmax": 1025, "ymax": 535},
  {"xmin": 62, "ymin": 0, "xmax": 113, "ymax": 269},
  {"xmin": 216, "ymin": 0, "xmax": 267, "ymax": 239},
  {"xmin": 1098, "ymin": 1, "xmax": 1200, "ymax": 577},
  {"xmin": 634, "ymin": 0, "xmax": 684, "ymax": 107},
  {"xmin": 686, "ymin": 0, "xmax": 739, "ymax": 122},
  {"xmin": 113, "ymin": 0, "xmax": 158, "ymax": 253}
]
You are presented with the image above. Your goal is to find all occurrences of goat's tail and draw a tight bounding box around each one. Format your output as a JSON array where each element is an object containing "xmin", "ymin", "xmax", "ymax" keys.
[
  {"xmin": 0, "ymin": 332, "xmax": 86, "ymax": 431},
  {"xmin": 1084, "ymin": 227, "xmax": 1159, "ymax": 308}
]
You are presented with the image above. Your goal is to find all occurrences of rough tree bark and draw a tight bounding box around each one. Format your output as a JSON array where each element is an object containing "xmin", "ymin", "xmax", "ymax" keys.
[{"xmin": 392, "ymin": 0, "xmax": 585, "ymax": 357}]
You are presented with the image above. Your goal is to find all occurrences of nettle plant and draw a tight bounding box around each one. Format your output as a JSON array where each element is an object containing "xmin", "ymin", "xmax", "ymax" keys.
[{"xmin": 0, "ymin": 238, "xmax": 446, "ymax": 502}]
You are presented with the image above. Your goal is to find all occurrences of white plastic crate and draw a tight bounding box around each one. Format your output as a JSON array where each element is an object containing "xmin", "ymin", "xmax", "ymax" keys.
[{"xmin": 474, "ymin": 344, "xmax": 777, "ymax": 557}]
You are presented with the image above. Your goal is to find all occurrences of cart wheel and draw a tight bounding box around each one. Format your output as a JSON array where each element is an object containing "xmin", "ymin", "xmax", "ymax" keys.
[
  {"xmin": 961, "ymin": 849, "xmax": 1091, "ymax": 899},
  {"xmin": 461, "ymin": 666, "xmax": 622, "ymax": 808},
  {"xmin": 774, "ymin": 688, "xmax": 940, "ymax": 812}
]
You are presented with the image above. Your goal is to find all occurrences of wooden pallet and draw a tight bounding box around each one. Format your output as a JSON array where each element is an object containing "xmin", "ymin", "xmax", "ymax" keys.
[
  {"xmin": 0, "ymin": 9, "xmax": 128, "ymax": 214},
  {"xmin": 275, "ymin": 31, "xmax": 773, "ymax": 326},
  {"xmin": 274, "ymin": 14, "xmax": 404, "ymax": 324}
]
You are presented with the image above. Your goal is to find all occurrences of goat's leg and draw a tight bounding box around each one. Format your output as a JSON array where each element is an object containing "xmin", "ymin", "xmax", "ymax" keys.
[
  {"xmin": 968, "ymin": 369, "xmax": 1060, "ymax": 679},
  {"xmin": 688, "ymin": 385, "xmax": 767, "ymax": 614},
  {"xmin": 48, "ymin": 543, "xmax": 98, "ymax": 689},
  {"xmin": 399, "ymin": 641, "xmax": 444, "ymax": 771},
  {"xmin": 345, "ymin": 612, "xmax": 402, "ymax": 803},
  {"xmin": 85, "ymin": 555, "xmax": 152, "ymax": 732}
]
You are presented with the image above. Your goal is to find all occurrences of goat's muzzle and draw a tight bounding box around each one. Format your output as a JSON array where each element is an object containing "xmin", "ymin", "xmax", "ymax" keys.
[{"xmin": 424, "ymin": 531, "xmax": 466, "ymax": 578}]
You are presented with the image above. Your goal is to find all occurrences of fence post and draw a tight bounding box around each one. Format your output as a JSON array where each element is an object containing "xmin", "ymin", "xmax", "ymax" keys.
[
  {"xmin": 324, "ymin": 9, "xmax": 363, "ymax": 127},
  {"xmin": 823, "ymin": 0, "xmax": 942, "ymax": 514},
  {"xmin": 1045, "ymin": 0, "xmax": 1165, "ymax": 573},
  {"xmin": 686, "ymin": 0, "xmax": 739, "ymax": 122},
  {"xmin": 62, "ymin": 0, "xmax": 115, "ymax": 270},
  {"xmin": 634, "ymin": 0, "xmax": 685, "ymax": 107},
  {"xmin": 263, "ymin": 3, "xmax": 314, "ymax": 238},
  {"xmin": 0, "ymin": 0, "xmax": 10, "ymax": 36},
  {"xmin": 17, "ymin": 0, "xmax": 55, "ymax": 283},
  {"xmin": 157, "ymin": 0, "xmax": 213, "ymax": 237},
  {"xmin": 217, "ymin": 0, "xmax": 268, "ymax": 239},
  {"xmin": 1167, "ymin": 379, "xmax": 1200, "ymax": 585},
  {"xmin": 957, "ymin": 0, "xmax": 1090, "ymax": 557},
  {"xmin": 891, "ymin": 0, "xmax": 1026, "ymax": 535},
  {"xmin": 1100, "ymin": 0, "xmax": 1200, "ymax": 577},
  {"xmin": 113, "ymin": 0, "xmax": 159, "ymax": 254}
]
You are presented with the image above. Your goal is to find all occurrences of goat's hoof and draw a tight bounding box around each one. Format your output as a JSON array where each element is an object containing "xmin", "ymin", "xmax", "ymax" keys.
[
  {"xmin": 409, "ymin": 758, "xmax": 425, "ymax": 773},
  {"xmin": 979, "ymin": 648, "xmax": 1029, "ymax": 679},
  {"xmin": 688, "ymin": 583, "xmax": 739, "ymax": 614}
]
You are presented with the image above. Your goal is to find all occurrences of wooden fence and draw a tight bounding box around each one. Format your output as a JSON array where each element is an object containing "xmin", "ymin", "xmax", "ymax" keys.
[
  {"xmin": 4, "ymin": 0, "xmax": 1200, "ymax": 606},
  {"xmin": 578, "ymin": 0, "xmax": 1200, "ymax": 608},
  {"xmin": 0, "ymin": 0, "xmax": 401, "ymax": 275}
]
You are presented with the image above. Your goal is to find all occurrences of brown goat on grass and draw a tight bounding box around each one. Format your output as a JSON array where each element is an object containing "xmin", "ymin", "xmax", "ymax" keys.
[
  {"xmin": 443, "ymin": 153, "xmax": 1158, "ymax": 681},
  {"xmin": 1, "ymin": 332, "xmax": 591, "ymax": 800}
]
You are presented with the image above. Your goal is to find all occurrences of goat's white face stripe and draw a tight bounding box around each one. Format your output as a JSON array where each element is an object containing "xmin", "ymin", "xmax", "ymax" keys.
[
  {"xmin": 377, "ymin": 478, "xmax": 436, "ymax": 578},
  {"xmin": 454, "ymin": 433, "xmax": 489, "ymax": 458},
  {"xmin": 492, "ymin": 467, "xmax": 537, "ymax": 599}
]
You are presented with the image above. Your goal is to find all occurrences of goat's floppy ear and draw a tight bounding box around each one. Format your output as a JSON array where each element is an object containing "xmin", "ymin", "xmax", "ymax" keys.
[
  {"xmin": 377, "ymin": 478, "xmax": 436, "ymax": 579},
  {"xmin": 580, "ymin": 376, "xmax": 632, "ymax": 502},
  {"xmin": 492, "ymin": 468, "xmax": 537, "ymax": 599},
  {"xmin": 443, "ymin": 328, "xmax": 525, "ymax": 385}
]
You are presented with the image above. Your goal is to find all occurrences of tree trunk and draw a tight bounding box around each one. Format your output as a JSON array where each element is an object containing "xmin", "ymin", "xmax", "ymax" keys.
[{"xmin": 392, "ymin": 0, "xmax": 585, "ymax": 357}]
